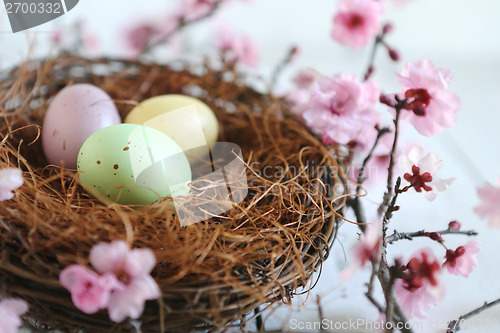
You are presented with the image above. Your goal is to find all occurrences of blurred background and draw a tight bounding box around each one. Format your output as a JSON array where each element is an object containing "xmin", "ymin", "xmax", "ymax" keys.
[{"xmin": 2, "ymin": 0, "xmax": 500, "ymax": 332}]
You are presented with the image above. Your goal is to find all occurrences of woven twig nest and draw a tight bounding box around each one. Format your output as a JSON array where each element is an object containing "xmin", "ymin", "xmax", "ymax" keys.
[{"xmin": 0, "ymin": 56, "xmax": 347, "ymax": 332}]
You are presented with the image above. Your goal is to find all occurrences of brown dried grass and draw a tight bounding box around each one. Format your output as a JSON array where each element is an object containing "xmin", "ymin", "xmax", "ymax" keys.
[{"xmin": 0, "ymin": 55, "xmax": 348, "ymax": 332}]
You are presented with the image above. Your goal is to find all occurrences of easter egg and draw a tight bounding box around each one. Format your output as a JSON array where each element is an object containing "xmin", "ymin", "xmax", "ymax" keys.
[
  {"xmin": 77, "ymin": 124, "xmax": 192, "ymax": 205},
  {"xmin": 124, "ymin": 95, "xmax": 219, "ymax": 159},
  {"xmin": 42, "ymin": 84, "xmax": 121, "ymax": 169}
]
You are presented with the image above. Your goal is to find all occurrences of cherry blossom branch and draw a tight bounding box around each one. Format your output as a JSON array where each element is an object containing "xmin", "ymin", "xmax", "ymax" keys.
[
  {"xmin": 378, "ymin": 97, "xmax": 406, "ymax": 216},
  {"xmin": 382, "ymin": 177, "xmax": 404, "ymax": 229},
  {"xmin": 371, "ymin": 176, "xmax": 415, "ymax": 332},
  {"xmin": 356, "ymin": 126, "xmax": 391, "ymax": 194},
  {"xmin": 363, "ymin": 24, "xmax": 399, "ymax": 81},
  {"xmin": 349, "ymin": 126, "xmax": 391, "ymax": 230},
  {"xmin": 363, "ymin": 217, "xmax": 414, "ymax": 332},
  {"xmin": 387, "ymin": 228, "xmax": 478, "ymax": 245},
  {"xmin": 270, "ymin": 46, "xmax": 299, "ymax": 88},
  {"xmin": 141, "ymin": 1, "xmax": 223, "ymax": 54},
  {"xmin": 363, "ymin": 33, "xmax": 383, "ymax": 81},
  {"xmin": 447, "ymin": 298, "xmax": 500, "ymax": 333},
  {"xmin": 316, "ymin": 295, "xmax": 327, "ymax": 333},
  {"xmin": 365, "ymin": 262, "xmax": 414, "ymax": 333},
  {"xmin": 383, "ymin": 265, "xmax": 396, "ymax": 326}
]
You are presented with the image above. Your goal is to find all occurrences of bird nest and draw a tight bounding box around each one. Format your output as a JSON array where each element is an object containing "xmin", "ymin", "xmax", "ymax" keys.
[{"xmin": 0, "ymin": 55, "xmax": 348, "ymax": 332}]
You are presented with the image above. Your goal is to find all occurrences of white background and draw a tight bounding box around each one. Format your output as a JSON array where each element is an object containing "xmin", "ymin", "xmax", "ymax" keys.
[{"xmin": 2, "ymin": 0, "xmax": 500, "ymax": 332}]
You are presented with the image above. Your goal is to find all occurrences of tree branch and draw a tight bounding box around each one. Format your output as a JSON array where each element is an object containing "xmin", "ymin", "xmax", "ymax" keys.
[
  {"xmin": 378, "ymin": 100, "xmax": 404, "ymax": 216},
  {"xmin": 356, "ymin": 126, "xmax": 391, "ymax": 195},
  {"xmin": 270, "ymin": 46, "xmax": 298, "ymax": 88},
  {"xmin": 447, "ymin": 298, "xmax": 500, "ymax": 332},
  {"xmin": 141, "ymin": 1, "xmax": 223, "ymax": 54},
  {"xmin": 387, "ymin": 229, "xmax": 478, "ymax": 245},
  {"xmin": 363, "ymin": 34, "xmax": 383, "ymax": 81},
  {"xmin": 348, "ymin": 126, "xmax": 391, "ymax": 230}
]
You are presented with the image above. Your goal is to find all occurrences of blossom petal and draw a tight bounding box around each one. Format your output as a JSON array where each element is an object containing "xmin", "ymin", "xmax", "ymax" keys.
[
  {"xmin": 60, "ymin": 265, "xmax": 116, "ymax": 314},
  {"xmin": 431, "ymin": 177, "xmax": 455, "ymax": 192},
  {"xmin": 107, "ymin": 275, "xmax": 161, "ymax": 323},
  {"xmin": 398, "ymin": 154, "xmax": 413, "ymax": 173},
  {"xmin": 418, "ymin": 152, "xmax": 443, "ymax": 175},
  {"xmin": 0, "ymin": 298, "xmax": 28, "ymax": 333},
  {"xmin": 407, "ymin": 146, "xmax": 425, "ymax": 165},
  {"xmin": 489, "ymin": 213, "xmax": 500, "ymax": 228},
  {"xmin": 90, "ymin": 240, "xmax": 129, "ymax": 274},
  {"xmin": 0, "ymin": 299, "xmax": 28, "ymax": 316},
  {"xmin": 0, "ymin": 168, "xmax": 23, "ymax": 201},
  {"xmin": 474, "ymin": 181, "xmax": 500, "ymax": 228},
  {"xmin": 0, "ymin": 189, "xmax": 14, "ymax": 201},
  {"xmin": 124, "ymin": 248, "xmax": 157, "ymax": 278},
  {"xmin": 422, "ymin": 191, "xmax": 437, "ymax": 201}
]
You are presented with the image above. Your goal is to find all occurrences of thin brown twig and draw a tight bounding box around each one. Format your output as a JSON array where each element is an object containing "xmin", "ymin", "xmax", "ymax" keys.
[
  {"xmin": 378, "ymin": 102, "xmax": 403, "ymax": 216},
  {"xmin": 356, "ymin": 126, "xmax": 391, "ymax": 195},
  {"xmin": 447, "ymin": 298, "xmax": 500, "ymax": 332},
  {"xmin": 141, "ymin": 1, "xmax": 223, "ymax": 54},
  {"xmin": 380, "ymin": 177, "xmax": 403, "ymax": 264},
  {"xmin": 316, "ymin": 295, "xmax": 327, "ymax": 333},
  {"xmin": 348, "ymin": 126, "xmax": 391, "ymax": 230},
  {"xmin": 363, "ymin": 34, "xmax": 383, "ymax": 81},
  {"xmin": 270, "ymin": 46, "xmax": 298, "ymax": 88}
]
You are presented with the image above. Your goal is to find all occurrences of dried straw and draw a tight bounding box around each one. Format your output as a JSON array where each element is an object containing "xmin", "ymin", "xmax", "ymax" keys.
[{"xmin": 0, "ymin": 55, "xmax": 348, "ymax": 332}]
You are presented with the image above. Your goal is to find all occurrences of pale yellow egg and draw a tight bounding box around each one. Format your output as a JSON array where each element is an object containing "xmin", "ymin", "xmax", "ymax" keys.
[{"xmin": 125, "ymin": 95, "xmax": 219, "ymax": 161}]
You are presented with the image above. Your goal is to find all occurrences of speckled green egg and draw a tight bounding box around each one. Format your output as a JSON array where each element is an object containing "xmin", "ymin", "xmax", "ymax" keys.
[{"xmin": 77, "ymin": 124, "xmax": 191, "ymax": 205}]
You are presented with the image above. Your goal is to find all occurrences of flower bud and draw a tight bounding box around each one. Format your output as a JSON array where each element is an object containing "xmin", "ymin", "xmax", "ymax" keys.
[
  {"xmin": 364, "ymin": 65, "xmax": 374, "ymax": 81},
  {"xmin": 379, "ymin": 94, "xmax": 394, "ymax": 107},
  {"xmin": 428, "ymin": 232, "xmax": 442, "ymax": 242},
  {"xmin": 388, "ymin": 48, "xmax": 400, "ymax": 62},
  {"xmin": 448, "ymin": 221, "xmax": 461, "ymax": 231},
  {"xmin": 383, "ymin": 23, "xmax": 394, "ymax": 35}
]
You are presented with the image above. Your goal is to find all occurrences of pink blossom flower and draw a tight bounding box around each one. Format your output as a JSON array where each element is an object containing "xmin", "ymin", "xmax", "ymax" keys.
[
  {"xmin": 298, "ymin": 73, "xmax": 380, "ymax": 147},
  {"xmin": 232, "ymin": 35, "xmax": 260, "ymax": 67},
  {"xmin": 443, "ymin": 241, "xmax": 481, "ymax": 277},
  {"xmin": 90, "ymin": 241, "xmax": 161, "ymax": 323},
  {"xmin": 60, "ymin": 241, "xmax": 160, "ymax": 322},
  {"xmin": 179, "ymin": 0, "xmax": 219, "ymax": 21},
  {"xmin": 0, "ymin": 298, "xmax": 28, "ymax": 333},
  {"xmin": 214, "ymin": 22, "xmax": 260, "ymax": 68},
  {"xmin": 340, "ymin": 220, "xmax": 382, "ymax": 280},
  {"xmin": 0, "ymin": 168, "xmax": 23, "ymax": 201},
  {"xmin": 398, "ymin": 146, "xmax": 455, "ymax": 201},
  {"xmin": 60, "ymin": 265, "xmax": 120, "ymax": 314},
  {"xmin": 82, "ymin": 32, "xmax": 100, "ymax": 56},
  {"xmin": 214, "ymin": 20, "xmax": 236, "ymax": 51},
  {"xmin": 395, "ymin": 279, "xmax": 445, "ymax": 319},
  {"xmin": 390, "ymin": 0, "xmax": 415, "ymax": 8},
  {"xmin": 286, "ymin": 88, "xmax": 312, "ymax": 118},
  {"xmin": 286, "ymin": 70, "xmax": 322, "ymax": 118},
  {"xmin": 331, "ymin": 0, "xmax": 384, "ymax": 49},
  {"xmin": 395, "ymin": 249, "xmax": 445, "ymax": 318},
  {"xmin": 292, "ymin": 69, "xmax": 321, "ymax": 90},
  {"xmin": 123, "ymin": 23, "xmax": 159, "ymax": 55},
  {"xmin": 474, "ymin": 180, "xmax": 500, "ymax": 228},
  {"xmin": 397, "ymin": 59, "xmax": 461, "ymax": 136},
  {"xmin": 50, "ymin": 29, "xmax": 62, "ymax": 46}
]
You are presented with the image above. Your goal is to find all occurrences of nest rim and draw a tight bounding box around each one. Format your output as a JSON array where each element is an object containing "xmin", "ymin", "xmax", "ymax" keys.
[{"xmin": 0, "ymin": 55, "xmax": 348, "ymax": 332}]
